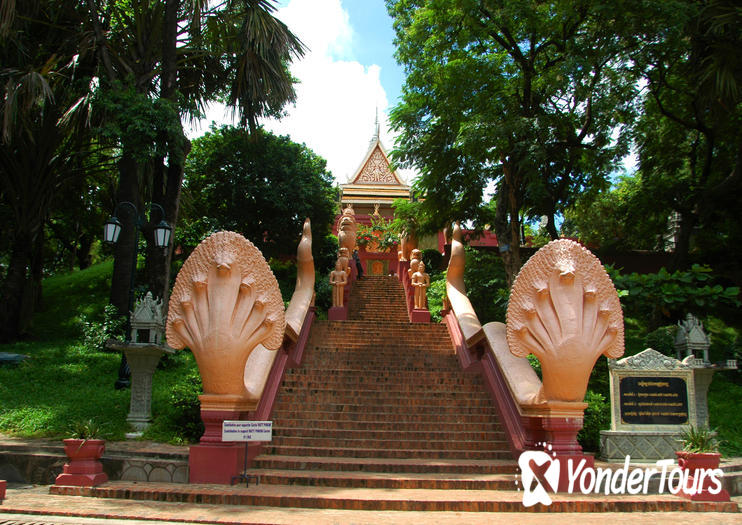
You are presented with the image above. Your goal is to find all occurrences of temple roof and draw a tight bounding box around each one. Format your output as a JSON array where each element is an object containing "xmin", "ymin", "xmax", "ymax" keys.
[{"xmin": 341, "ymin": 120, "xmax": 410, "ymax": 208}]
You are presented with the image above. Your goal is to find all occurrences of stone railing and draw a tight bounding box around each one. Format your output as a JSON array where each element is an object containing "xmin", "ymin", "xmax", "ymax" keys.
[{"xmin": 443, "ymin": 223, "xmax": 624, "ymax": 487}]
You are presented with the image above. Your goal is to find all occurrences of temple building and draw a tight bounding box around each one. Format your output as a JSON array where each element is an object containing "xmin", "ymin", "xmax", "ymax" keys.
[{"xmin": 339, "ymin": 119, "xmax": 411, "ymax": 219}]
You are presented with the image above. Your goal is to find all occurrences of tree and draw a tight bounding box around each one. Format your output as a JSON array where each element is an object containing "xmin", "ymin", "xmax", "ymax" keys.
[
  {"xmin": 562, "ymin": 174, "xmax": 671, "ymax": 252},
  {"xmin": 387, "ymin": 0, "xmax": 636, "ymax": 283},
  {"xmin": 86, "ymin": 0, "xmax": 305, "ymax": 312},
  {"xmin": 0, "ymin": 0, "xmax": 100, "ymax": 341},
  {"xmin": 629, "ymin": 0, "xmax": 742, "ymax": 270},
  {"xmin": 181, "ymin": 125, "xmax": 337, "ymax": 260}
]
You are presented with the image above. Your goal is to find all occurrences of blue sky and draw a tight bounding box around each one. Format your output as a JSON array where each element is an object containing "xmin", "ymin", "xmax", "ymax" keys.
[
  {"xmin": 256, "ymin": 0, "xmax": 411, "ymax": 182},
  {"xmin": 341, "ymin": 1, "xmax": 404, "ymax": 105}
]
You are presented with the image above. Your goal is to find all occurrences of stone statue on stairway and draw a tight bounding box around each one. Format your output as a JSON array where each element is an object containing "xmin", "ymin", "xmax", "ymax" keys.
[
  {"xmin": 330, "ymin": 259, "xmax": 348, "ymax": 307},
  {"xmin": 412, "ymin": 261, "xmax": 430, "ymax": 310},
  {"xmin": 337, "ymin": 247, "xmax": 351, "ymax": 279},
  {"xmin": 408, "ymin": 249, "xmax": 422, "ymax": 279}
]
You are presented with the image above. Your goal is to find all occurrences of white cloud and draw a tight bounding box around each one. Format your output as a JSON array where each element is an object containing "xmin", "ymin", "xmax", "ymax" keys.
[
  {"xmin": 189, "ymin": 0, "xmax": 412, "ymax": 185},
  {"xmin": 264, "ymin": 0, "xmax": 396, "ymax": 183}
]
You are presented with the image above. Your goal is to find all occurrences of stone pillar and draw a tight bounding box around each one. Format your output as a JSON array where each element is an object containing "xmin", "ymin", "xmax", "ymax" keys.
[{"xmin": 124, "ymin": 346, "xmax": 167, "ymax": 436}]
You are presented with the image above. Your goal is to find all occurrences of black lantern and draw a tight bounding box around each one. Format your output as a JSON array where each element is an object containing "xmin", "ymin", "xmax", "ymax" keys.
[
  {"xmin": 153, "ymin": 219, "xmax": 172, "ymax": 249},
  {"xmin": 103, "ymin": 216, "xmax": 123, "ymax": 244}
]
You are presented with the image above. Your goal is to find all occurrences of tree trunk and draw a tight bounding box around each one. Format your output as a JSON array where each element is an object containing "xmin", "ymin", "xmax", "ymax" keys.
[
  {"xmin": 77, "ymin": 234, "xmax": 93, "ymax": 270},
  {"xmin": 671, "ymin": 211, "xmax": 696, "ymax": 271},
  {"xmin": 495, "ymin": 160, "xmax": 523, "ymax": 286},
  {"xmin": 493, "ymin": 178, "xmax": 522, "ymax": 287},
  {"xmin": 546, "ymin": 212, "xmax": 559, "ymax": 240},
  {"xmin": 109, "ymin": 150, "xmax": 141, "ymax": 315},
  {"xmin": 0, "ymin": 230, "xmax": 34, "ymax": 342},
  {"xmin": 19, "ymin": 229, "xmax": 45, "ymax": 334},
  {"xmin": 145, "ymin": 138, "xmax": 189, "ymax": 304}
]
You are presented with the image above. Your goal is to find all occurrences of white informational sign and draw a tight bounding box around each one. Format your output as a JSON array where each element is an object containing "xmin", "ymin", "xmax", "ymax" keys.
[{"xmin": 221, "ymin": 420, "xmax": 272, "ymax": 442}]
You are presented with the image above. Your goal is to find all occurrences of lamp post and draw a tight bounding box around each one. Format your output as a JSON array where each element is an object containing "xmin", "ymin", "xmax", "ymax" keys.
[{"xmin": 103, "ymin": 201, "xmax": 172, "ymax": 389}]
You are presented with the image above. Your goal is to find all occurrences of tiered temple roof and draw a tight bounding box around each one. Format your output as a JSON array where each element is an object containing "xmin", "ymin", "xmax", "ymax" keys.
[{"xmin": 340, "ymin": 120, "xmax": 410, "ymax": 218}]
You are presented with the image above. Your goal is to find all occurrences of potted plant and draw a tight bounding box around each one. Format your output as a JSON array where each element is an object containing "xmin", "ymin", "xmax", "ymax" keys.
[
  {"xmin": 54, "ymin": 418, "xmax": 109, "ymax": 487},
  {"xmin": 675, "ymin": 425, "xmax": 729, "ymax": 501}
]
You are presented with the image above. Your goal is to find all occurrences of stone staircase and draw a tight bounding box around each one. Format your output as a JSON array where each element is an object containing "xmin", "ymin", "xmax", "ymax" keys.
[
  {"xmin": 43, "ymin": 275, "xmax": 740, "ymax": 514},
  {"xmin": 247, "ymin": 275, "xmax": 516, "ymax": 506}
]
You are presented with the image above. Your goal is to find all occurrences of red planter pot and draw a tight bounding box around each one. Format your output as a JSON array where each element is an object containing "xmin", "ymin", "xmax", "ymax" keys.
[
  {"xmin": 675, "ymin": 451, "xmax": 729, "ymax": 502},
  {"xmin": 54, "ymin": 439, "xmax": 108, "ymax": 487}
]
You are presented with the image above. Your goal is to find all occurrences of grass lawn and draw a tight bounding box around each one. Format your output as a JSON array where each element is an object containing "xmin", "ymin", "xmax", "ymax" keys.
[{"xmin": 0, "ymin": 261, "xmax": 199, "ymax": 442}]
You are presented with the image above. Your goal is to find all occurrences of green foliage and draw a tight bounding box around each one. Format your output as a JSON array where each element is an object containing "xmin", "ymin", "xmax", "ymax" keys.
[
  {"xmin": 609, "ymin": 264, "xmax": 740, "ymax": 327},
  {"xmin": 630, "ymin": 0, "xmax": 742, "ymax": 269},
  {"xmin": 314, "ymin": 271, "xmax": 334, "ymax": 317},
  {"xmin": 79, "ymin": 304, "xmax": 126, "ymax": 353},
  {"xmin": 526, "ymin": 355, "xmax": 542, "ymax": 379},
  {"xmin": 562, "ymin": 174, "xmax": 671, "ymax": 252},
  {"xmin": 356, "ymin": 217, "xmax": 399, "ymax": 252},
  {"xmin": 421, "ymin": 249, "xmax": 443, "ymax": 274},
  {"xmin": 67, "ymin": 418, "xmax": 106, "ymax": 440},
  {"xmin": 462, "ymin": 248, "xmax": 509, "ymax": 324},
  {"xmin": 96, "ymin": 83, "xmax": 185, "ymax": 160},
  {"xmin": 387, "ymin": 0, "xmax": 635, "ymax": 271},
  {"xmin": 269, "ymin": 259, "xmax": 298, "ymax": 304},
  {"xmin": 578, "ymin": 391, "xmax": 610, "ymax": 453},
  {"xmin": 157, "ymin": 367, "xmax": 204, "ymax": 444},
  {"xmin": 679, "ymin": 425, "xmax": 719, "ymax": 453},
  {"xmin": 708, "ymin": 372, "xmax": 742, "ymax": 456},
  {"xmin": 643, "ymin": 326, "xmax": 677, "ymax": 356},
  {"xmin": 317, "ymin": 234, "xmax": 340, "ymax": 274},
  {"xmin": 181, "ymin": 125, "xmax": 337, "ymax": 260},
  {"xmin": 427, "ymin": 275, "xmax": 447, "ymax": 322}
]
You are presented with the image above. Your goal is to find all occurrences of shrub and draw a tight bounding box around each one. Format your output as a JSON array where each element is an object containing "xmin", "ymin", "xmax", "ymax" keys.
[
  {"xmin": 427, "ymin": 275, "xmax": 447, "ymax": 322},
  {"xmin": 79, "ymin": 304, "xmax": 126, "ymax": 352},
  {"xmin": 463, "ymin": 248, "xmax": 509, "ymax": 324},
  {"xmin": 168, "ymin": 368, "xmax": 204, "ymax": 443},
  {"xmin": 421, "ymin": 249, "xmax": 444, "ymax": 273},
  {"xmin": 644, "ymin": 325, "xmax": 676, "ymax": 356},
  {"xmin": 314, "ymin": 271, "xmax": 333, "ymax": 316},
  {"xmin": 269, "ymin": 258, "xmax": 297, "ymax": 303},
  {"xmin": 679, "ymin": 425, "xmax": 719, "ymax": 453},
  {"xmin": 578, "ymin": 390, "xmax": 610, "ymax": 453}
]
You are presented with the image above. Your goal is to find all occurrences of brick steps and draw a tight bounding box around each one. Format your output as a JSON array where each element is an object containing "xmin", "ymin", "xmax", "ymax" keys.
[
  {"xmin": 273, "ymin": 399, "xmax": 498, "ymax": 411},
  {"xmin": 270, "ymin": 410, "xmax": 498, "ymax": 423},
  {"xmin": 261, "ymin": 445, "xmax": 511, "ymax": 460},
  {"xmin": 243, "ymin": 274, "xmax": 521, "ymax": 509},
  {"xmin": 248, "ymin": 273, "xmax": 519, "ymax": 510},
  {"xmin": 50, "ymin": 482, "xmax": 741, "ymax": 513},
  {"xmin": 243, "ymin": 469, "xmax": 515, "ymax": 490},
  {"xmin": 271, "ymin": 426, "xmax": 506, "ymax": 441},
  {"xmin": 252, "ymin": 455, "xmax": 516, "ymax": 475},
  {"xmin": 271, "ymin": 420, "xmax": 503, "ymax": 432},
  {"xmin": 269, "ymin": 436, "xmax": 508, "ymax": 451}
]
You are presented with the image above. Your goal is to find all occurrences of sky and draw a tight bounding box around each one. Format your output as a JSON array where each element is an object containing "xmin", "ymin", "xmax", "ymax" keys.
[{"xmin": 192, "ymin": 0, "xmax": 411, "ymax": 184}]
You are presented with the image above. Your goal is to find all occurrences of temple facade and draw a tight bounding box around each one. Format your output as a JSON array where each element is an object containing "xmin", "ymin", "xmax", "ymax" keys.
[
  {"xmin": 335, "ymin": 122, "xmax": 411, "ymax": 276},
  {"xmin": 339, "ymin": 122, "xmax": 410, "ymax": 219}
]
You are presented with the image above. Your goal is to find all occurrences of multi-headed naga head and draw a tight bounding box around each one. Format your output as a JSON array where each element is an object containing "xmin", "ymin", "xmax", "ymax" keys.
[
  {"xmin": 506, "ymin": 239, "xmax": 624, "ymax": 402},
  {"xmin": 166, "ymin": 231, "xmax": 285, "ymax": 409}
]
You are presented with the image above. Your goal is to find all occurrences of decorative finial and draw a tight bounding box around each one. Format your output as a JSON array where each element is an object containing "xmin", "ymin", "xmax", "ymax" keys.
[{"xmin": 370, "ymin": 107, "xmax": 380, "ymax": 146}]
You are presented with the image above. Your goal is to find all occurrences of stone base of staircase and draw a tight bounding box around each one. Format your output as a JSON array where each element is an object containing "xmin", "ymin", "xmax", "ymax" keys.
[{"xmin": 49, "ymin": 481, "xmax": 739, "ymax": 513}]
